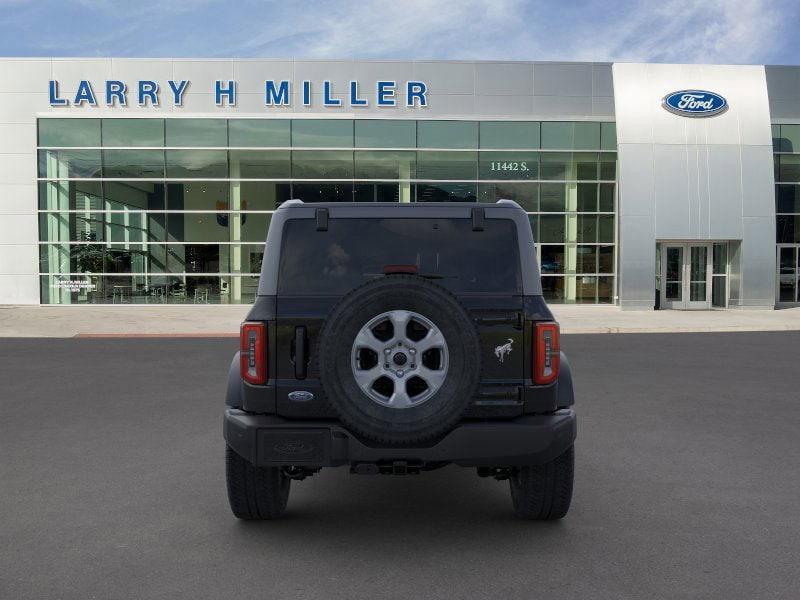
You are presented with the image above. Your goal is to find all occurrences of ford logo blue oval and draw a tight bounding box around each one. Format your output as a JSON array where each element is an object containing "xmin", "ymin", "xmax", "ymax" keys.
[
  {"xmin": 662, "ymin": 90, "xmax": 728, "ymax": 117},
  {"xmin": 288, "ymin": 390, "xmax": 314, "ymax": 402}
]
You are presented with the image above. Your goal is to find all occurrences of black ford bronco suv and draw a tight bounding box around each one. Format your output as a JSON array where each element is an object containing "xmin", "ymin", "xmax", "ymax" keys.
[{"xmin": 224, "ymin": 200, "xmax": 576, "ymax": 520}]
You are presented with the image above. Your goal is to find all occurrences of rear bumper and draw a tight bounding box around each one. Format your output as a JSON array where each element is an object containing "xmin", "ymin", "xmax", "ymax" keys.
[{"xmin": 223, "ymin": 408, "xmax": 576, "ymax": 468}]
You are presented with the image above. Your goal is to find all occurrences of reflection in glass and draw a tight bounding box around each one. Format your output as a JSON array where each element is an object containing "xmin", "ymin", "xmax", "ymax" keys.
[
  {"xmin": 416, "ymin": 151, "xmax": 477, "ymax": 180},
  {"xmin": 166, "ymin": 119, "xmax": 227, "ymax": 147},
  {"xmin": 39, "ymin": 119, "xmax": 101, "ymax": 147},
  {"xmin": 229, "ymin": 150, "xmax": 290, "ymax": 179},
  {"xmin": 38, "ymin": 149, "xmax": 102, "ymax": 178},
  {"xmin": 292, "ymin": 120, "xmax": 353, "ymax": 147},
  {"xmin": 416, "ymin": 183, "xmax": 476, "ymax": 202},
  {"xmin": 292, "ymin": 150, "xmax": 353, "ymax": 179},
  {"xmin": 355, "ymin": 120, "xmax": 416, "ymax": 148},
  {"xmin": 479, "ymin": 122, "xmax": 540, "ymax": 149},
  {"xmin": 354, "ymin": 151, "xmax": 416, "ymax": 179},
  {"xmin": 103, "ymin": 149, "xmax": 164, "ymax": 178},
  {"xmin": 167, "ymin": 182, "xmax": 229, "ymax": 211},
  {"xmin": 417, "ymin": 121, "xmax": 478, "ymax": 149},
  {"xmin": 166, "ymin": 150, "xmax": 228, "ymax": 178},
  {"xmin": 478, "ymin": 182, "xmax": 538, "ymax": 211},
  {"xmin": 229, "ymin": 120, "xmax": 290, "ymax": 147},
  {"xmin": 102, "ymin": 119, "xmax": 164, "ymax": 147}
]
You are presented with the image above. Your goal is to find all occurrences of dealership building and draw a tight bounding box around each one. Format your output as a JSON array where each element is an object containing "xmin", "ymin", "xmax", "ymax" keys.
[{"xmin": 0, "ymin": 58, "xmax": 798, "ymax": 309}]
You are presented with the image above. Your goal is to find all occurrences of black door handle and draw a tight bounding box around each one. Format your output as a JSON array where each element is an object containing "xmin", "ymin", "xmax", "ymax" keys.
[{"xmin": 294, "ymin": 326, "xmax": 307, "ymax": 380}]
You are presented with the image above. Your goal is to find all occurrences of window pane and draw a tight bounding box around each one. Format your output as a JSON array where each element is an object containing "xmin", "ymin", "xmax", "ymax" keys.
[
  {"xmin": 577, "ymin": 183, "xmax": 598, "ymax": 212},
  {"xmin": 478, "ymin": 152, "xmax": 539, "ymax": 179},
  {"xmin": 575, "ymin": 152, "xmax": 599, "ymax": 180},
  {"xmin": 291, "ymin": 183, "xmax": 354, "ymax": 202},
  {"xmin": 417, "ymin": 121, "xmax": 478, "ymax": 149},
  {"xmin": 577, "ymin": 245, "xmax": 597, "ymax": 273},
  {"xmin": 355, "ymin": 120, "xmax": 415, "ymax": 148},
  {"xmin": 240, "ymin": 212, "xmax": 272, "ymax": 242},
  {"xmin": 354, "ymin": 151, "xmax": 416, "ymax": 179},
  {"xmin": 38, "ymin": 149, "xmax": 102, "ymax": 178},
  {"xmin": 598, "ymin": 245, "xmax": 614, "ymax": 273},
  {"xmin": 713, "ymin": 243, "xmax": 727, "ymax": 274},
  {"xmin": 165, "ymin": 119, "xmax": 227, "ymax": 147},
  {"xmin": 167, "ymin": 182, "xmax": 229, "ymax": 211},
  {"xmin": 479, "ymin": 122, "xmax": 540, "ymax": 149},
  {"xmin": 278, "ymin": 217, "xmax": 520, "ymax": 295},
  {"xmin": 39, "ymin": 212, "xmax": 104, "ymax": 243},
  {"xmin": 540, "ymin": 245, "xmax": 565, "ymax": 274},
  {"xmin": 103, "ymin": 150, "xmax": 164, "ymax": 178},
  {"xmin": 239, "ymin": 181, "xmax": 291, "ymax": 211},
  {"xmin": 597, "ymin": 276, "xmax": 613, "ymax": 303},
  {"xmin": 167, "ymin": 244, "xmax": 264, "ymax": 274},
  {"xmin": 772, "ymin": 124, "xmax": 782, "ymax": 152},
  {"xmin": 105, "ymin": 182, "xmax": 165, "ymax": 211},
  {"xmin": 39, "ymin": 243, "xmax": 103, "ymax": 273},
  {"xmin": 168, "ymin": 213, "xmax": 231, "ymax": 242},
  {"xmin": 539, "ymin": 215, "xmax": 566, "ymax": 243},
  {"xmin": 105, "ymin": 243, "xmax": 164, "ymax": 273},
  {"xmin": 574, "ymin": 122, "xmax": 601, "ymax": 150},
  {"xmin": 229, "ymin": 120, "xmax": 290, "ymax": 147},
  {"xmin": 576, "ymin": 275, "xmax": 597, "ymax": 303},
  {"xmin": 776, "ymin": 215, "xmax": 800, "ymax": 243},
  {"xmin": 599, "ymin": 215, "xmax": 615, "ymax": 242},
  {"xmin": 39, "ymin": 119, "xmax": 100, "ymax": 147},
  {"xmin": 478, "ymin": 182, "xmax": 538, "ymax": 211},
  {"xmin": 780, "ymin": 125, "xmax": 800, "ymax": 153},
  {"xmin": 106, "ymin": 212, "xmax": 165, "ymax": 243},
  {"xmin": 776, "ymin": 185, "xmax": 800, "ymax": 213},
  {"xmin": 39, "ymin": 181, "xmax": 103, "ymax": 210},
  {"xmin": 540, "ymin": 152, "xmax": 570, "ymax": 180},
  {"xmin": 291, "ymin": 120, "xmax": 353, "ymax": 147},
  {"xmin": 166, "ymin": 150, "xmax": 227, "ymax": 178},
  {"xmin": 541, "ymin": 276, "xmax": 565, "ymax": 302},
  {"xmin": 599, "ymin": 183, "xmax": 615, "ymax": 211},
  {"xmin": 779, "ymin": 246, "xmax": 796, "ymax": 274},
  {"xmin": 416, "ymin": 183, "xmax": 477, "ymax": 202},
  {"xmin": 600, "ymin": 153, "xmax": 617, "ymax": 180},
  {"xmin": 354, "ymin": 183, "xmax": 407, "ymax": 203},
  {"xmin": 541, "ymin": 122, "xmax": 573, "ymax": 150},
  {"xmin": 539, "ymin": 183, "xmax": 566, "ymax": 212},
  {"xmin": 292, "ymin": 150, "xmax": 353, "ymax": 178},
  {"xmin": 600, "ymin": 123, "xmax": 617, "ymax": 151},
  {"xmin": 102, "ymin": 119, "xmax": 164, "ymax": 147},
  {"xmin": 778, "ymin": 155, "xmax": 800, "ymax": 182},
  {"xmin": 528, "ymin": 214, "xmax": 539, "ymax": 240},
  {"xmin": 229, "ymin": 150, "xmax": 290, "ymax": 178},
  {"xmin": 416, "ymin": 151, "xmax": 477, "ymax": 179},
  {"xmin": 578, "ymin": 215, "xmax": 597, "ymax": 243}
]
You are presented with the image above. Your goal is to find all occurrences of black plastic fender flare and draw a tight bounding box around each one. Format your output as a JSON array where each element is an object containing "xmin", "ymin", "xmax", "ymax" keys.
[
  {"xmin": 557, "ymin": 351, "xmax": 574, "ymax": 408},
  {"xmin": 226, "ymin": 351, "xmax": 243, "ymax": 408}
]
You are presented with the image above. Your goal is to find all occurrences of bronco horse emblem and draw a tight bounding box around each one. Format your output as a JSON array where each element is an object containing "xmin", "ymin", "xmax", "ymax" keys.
[{"xmin": 494, "ymin": 338, "xmax": 514, "ymax": 363}]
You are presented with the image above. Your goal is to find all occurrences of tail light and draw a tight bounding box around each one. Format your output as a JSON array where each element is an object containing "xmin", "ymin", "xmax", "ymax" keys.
[
  {"xmin": 533, "ymin": 322, "xmax": 560, "ymax": 385},
  {"xmin": 240, "ymin": 321, "xmax": 267, "ymax": 385}
]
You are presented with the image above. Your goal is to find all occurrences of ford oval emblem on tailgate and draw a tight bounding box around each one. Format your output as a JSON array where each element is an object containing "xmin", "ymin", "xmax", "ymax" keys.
[
  {"xmin": 288, "ymin": 390, "xmax": 314, "ymax": 402},
  {"xmin": 662, "ymin": 90, "xmax": 728, "ymax": 117}
]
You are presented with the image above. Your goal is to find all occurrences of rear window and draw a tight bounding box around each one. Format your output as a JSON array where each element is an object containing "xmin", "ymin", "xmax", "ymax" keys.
[{"xmin": 277, "ymin": 217, "xmax": 521, "ymax": 295}]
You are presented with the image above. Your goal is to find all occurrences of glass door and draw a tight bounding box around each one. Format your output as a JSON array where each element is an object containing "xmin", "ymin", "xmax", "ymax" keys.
[
  {"xmin": 659, "ymin": 242, "xmax": 713, "ymax": 309},
  {"xmin": 777, "ymin": 245, "xmax": 799, "ymax": 304},
  {"xmin": 662, "ymin": 245, "xmax": 685, "ymax": 309}
]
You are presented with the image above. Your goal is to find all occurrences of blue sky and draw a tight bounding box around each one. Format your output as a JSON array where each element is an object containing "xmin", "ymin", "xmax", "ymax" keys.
[{"xmin": 1, "ymin": 0, "xmax": 798, "ymax": 65}]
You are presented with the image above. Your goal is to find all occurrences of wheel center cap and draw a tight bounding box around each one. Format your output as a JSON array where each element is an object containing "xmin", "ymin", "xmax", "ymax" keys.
[{"xmin": 392, "ymin": 352, "xmax": 408, "ymax": 366}]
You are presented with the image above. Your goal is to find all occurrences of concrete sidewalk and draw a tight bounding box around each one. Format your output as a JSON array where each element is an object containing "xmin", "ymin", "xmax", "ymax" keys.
[{"xmin": 2, "ymin": 304, "xmax": 800, "ymax": 337}]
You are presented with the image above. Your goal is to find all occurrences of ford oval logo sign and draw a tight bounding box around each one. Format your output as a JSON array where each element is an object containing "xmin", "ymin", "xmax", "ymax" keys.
[{"xmin": 662, "ymin": 90, "xmax": 728, "ymax": 117}]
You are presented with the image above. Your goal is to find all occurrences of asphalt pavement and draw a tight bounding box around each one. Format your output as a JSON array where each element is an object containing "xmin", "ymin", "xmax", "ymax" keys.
[{"xmin": 1, "ymin": 332, "xmax": 798, "ymax": 599}]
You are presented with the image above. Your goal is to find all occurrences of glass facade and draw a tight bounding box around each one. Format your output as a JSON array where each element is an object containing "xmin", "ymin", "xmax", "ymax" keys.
[
  {"xmin": 773, "ymin": 124, "xmax": 800, "ymax": 304},
  {"xmin": 37, "ymin": 118, "xmax": 617, "ymax": 304}
]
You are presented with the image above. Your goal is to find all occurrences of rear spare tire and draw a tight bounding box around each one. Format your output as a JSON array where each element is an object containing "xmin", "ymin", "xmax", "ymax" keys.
[{"xmin": 318, "ymin": 275, "xmax": 481, "ymax": 445}]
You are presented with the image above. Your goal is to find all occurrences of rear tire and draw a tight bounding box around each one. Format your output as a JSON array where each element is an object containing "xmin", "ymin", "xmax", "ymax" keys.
[
  {"xmin": 225, "ymin": 446, "xmax": 290, "ymax": 520},
  {"xmin": 509, "ymin": 446, "xmax": 574, "ymax": 520}
]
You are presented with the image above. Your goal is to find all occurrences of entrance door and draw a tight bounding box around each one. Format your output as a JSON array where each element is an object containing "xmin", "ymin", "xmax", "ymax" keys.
[{"xmin": 660, "ymin": 243, "xmax": 712, "ymax": 309}]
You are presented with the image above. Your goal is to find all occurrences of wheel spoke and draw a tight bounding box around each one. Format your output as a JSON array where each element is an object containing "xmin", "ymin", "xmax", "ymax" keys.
[
  {"xmin": 388, "ymin": 310, "xmax": 412, "ymax": 343},
  {"xmin": 353, "ymin": 328, "xmax": 383, "ymax": 353},
  {"xmin": 416, "ymin": 328, "xmax": 446, "ymax": 353},
  {"xmin": 418, "ymin": 366, "xmax": 447, "ymax": 390},
  {"xmin": 352, "ymin": 365, "xmax": 382, "ymax": 390},
  {"xmin": 388, "ymin": 384, "xmax": 413, "ymax": 408}
]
